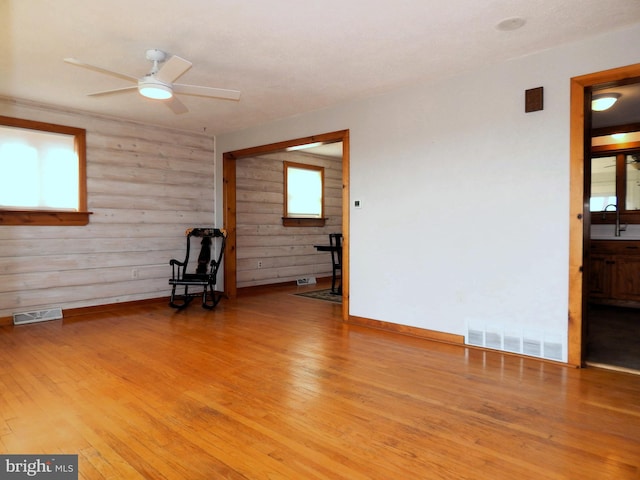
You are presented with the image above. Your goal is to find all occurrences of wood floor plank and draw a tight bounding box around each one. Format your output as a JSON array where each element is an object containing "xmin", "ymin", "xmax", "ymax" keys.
[{"xmin": 1, "ymin": 281, "xmax": 639, "ymax": 479}]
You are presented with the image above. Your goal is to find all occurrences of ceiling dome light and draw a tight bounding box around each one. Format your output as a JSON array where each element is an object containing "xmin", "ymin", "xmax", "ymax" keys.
[
  {"xmin": 138, "ymin": 77, "xmax": 173, "ymax": 100},
  {"xmin": 592, "ymin": 93, "xmax": 620, "ymax": 112}
]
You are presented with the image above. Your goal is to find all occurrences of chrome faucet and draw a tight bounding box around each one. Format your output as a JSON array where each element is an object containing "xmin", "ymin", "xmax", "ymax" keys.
[{"xmin": 602, "ymin": 203, "xmax": 626, "ymax": 237}]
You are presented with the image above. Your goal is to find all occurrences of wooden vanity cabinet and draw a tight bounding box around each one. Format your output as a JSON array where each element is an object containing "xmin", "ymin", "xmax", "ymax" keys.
[{"xmin": 588, "ymin": 240, "xmax": 640, "ymax": 304}]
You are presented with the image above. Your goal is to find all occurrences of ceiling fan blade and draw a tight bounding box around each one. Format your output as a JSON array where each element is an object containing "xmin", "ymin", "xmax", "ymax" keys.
[
  {"xmin": 156, "ymin": 55, "xmax": 192, "ymax": 84},
  {"xmin": 165, "ymin": 96, "xmax": 189, "ymax": 115},
  {"xmin": 87, "ymin": 86, "xmax": 138, "ymax": 97},
  {"xmin": 64, "ymin": 58, "xmax": 138, "ymax": 83},
  {"xmin": 173, "ymin": 84, "xmax": 241, "ymax": 101}
]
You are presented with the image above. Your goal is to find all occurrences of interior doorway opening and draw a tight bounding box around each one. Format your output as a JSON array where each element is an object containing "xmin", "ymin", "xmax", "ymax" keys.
[
  {"xmin": 583, "ymin": 76, "xmax": 640, "ymax": 373},
  {"xmin": 222, "ymin": 130, "xmax": 350, "ymax": 321},
  {"xmin": 569, "ymin": 63, "xmax": 640, "ymax": 368}
]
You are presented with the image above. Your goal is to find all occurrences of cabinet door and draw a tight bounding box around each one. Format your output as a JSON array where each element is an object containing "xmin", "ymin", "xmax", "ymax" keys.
[
  {"xmin": 588, "ymin": 255, "xmax": 610, "ymax": 298},
  {"xmin": 613, "ymin": 255, "xmax": 640, "ymax": 301}
]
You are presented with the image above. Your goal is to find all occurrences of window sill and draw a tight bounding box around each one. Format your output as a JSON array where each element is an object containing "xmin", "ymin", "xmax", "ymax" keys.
[
  {"xmin": 591, "ymin": 210, "xmax": 640, "ymax": 225},
  {"xmin": 282, "ymin": 217, "xmax": 326, "ymax": 227},
  {"xmin": 0, "ymin": 210, "xmax": 92, "ymax": 226}
]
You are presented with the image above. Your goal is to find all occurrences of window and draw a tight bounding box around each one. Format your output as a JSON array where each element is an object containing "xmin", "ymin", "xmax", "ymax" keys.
[
  {"xmin": 0, "ymin": 116, "xmax": 89, "ymax": 225},
  {"xmin": 590, "ymin": 155, "xmax": 617, "ymax": 212},
  {"xmin": 590, "ymin": 143, "xmax": 640, "ymax": 227},
  {"xmin": 590, "ymin": 151, "xmax": 640, "ymax": 213},
  {"xmin": 283, "ymin": 161, "xmax": 325, "ymax": 227}
]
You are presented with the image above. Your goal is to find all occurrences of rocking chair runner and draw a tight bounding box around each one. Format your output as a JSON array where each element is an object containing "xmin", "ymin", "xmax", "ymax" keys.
[{"xmin": 169, "ymin": 228, "xmax": 227, "ymax": 309}]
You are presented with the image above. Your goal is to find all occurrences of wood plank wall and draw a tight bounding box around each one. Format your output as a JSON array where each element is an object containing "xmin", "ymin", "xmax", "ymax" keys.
[
  {"xmin": 236, "ymin": 151, "xmax": 342, "ymax": 288},
  {"xmin": 0, "ymin": 98, "xmax": 216, "ymax": 318}
]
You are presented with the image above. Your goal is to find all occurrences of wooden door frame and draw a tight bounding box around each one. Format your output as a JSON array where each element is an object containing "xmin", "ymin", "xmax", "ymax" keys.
[
  {"xmin": 223, "ymin": 130, "xmax": 350, "ymax": 320},
  {"xmin": 568, "ymin": 63, "xmax": 640, "ymax": 366}
]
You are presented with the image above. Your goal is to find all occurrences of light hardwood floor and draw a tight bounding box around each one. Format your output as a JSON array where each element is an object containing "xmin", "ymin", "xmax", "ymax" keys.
[{"xmin": 1, "ymin": 281, "xmax": 639, "ymax": 479}]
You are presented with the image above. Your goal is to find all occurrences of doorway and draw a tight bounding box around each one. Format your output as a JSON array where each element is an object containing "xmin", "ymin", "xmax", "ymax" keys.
[
  {"xmin": 585, "ymin": 78, "xmax": 640, "ymax": 372},
  {"xmin": 222, "ymin": 130, "xmax": 350, "ymax": 320},
  {"xmin": 568, "ymin": 63, "xmax": 640, "ymax": 368}
]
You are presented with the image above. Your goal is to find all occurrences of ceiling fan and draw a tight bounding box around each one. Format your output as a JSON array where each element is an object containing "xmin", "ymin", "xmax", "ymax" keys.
[{"xmin": 64, "ymin": 49, "xmax": 241, "ymax": 114}]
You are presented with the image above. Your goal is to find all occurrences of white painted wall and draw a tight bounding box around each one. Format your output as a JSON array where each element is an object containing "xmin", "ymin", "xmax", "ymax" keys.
[{"xmin": 217, "ymin": 24, "xmax": 640, "ymax": 361}]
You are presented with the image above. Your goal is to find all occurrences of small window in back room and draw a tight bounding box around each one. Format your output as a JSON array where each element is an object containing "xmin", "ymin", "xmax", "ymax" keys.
[{"xmin": 283, "ymin": 161, "xmax": 325, "ymax": 227}]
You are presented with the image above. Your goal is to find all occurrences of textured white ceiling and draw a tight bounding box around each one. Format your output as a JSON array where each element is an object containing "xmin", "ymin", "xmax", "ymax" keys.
[
  {"xmin": 593, "ymin": 83, "xmax": 640, "ymax": 129},
  {"xmin": 2, "ymin": 0, "xmax": 640, "ymax": 135}
]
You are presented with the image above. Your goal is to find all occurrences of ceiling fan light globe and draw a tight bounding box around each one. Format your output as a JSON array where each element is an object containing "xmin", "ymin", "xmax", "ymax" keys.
[{"xmin": 138, "ymin": 83, "xmax": 173, "ymax": 100}]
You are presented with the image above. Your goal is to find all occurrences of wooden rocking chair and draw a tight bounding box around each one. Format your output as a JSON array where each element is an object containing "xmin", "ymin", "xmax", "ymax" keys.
[{"xmin": 169, "ymin": 228, "xmax": 226, "ymax": 309}]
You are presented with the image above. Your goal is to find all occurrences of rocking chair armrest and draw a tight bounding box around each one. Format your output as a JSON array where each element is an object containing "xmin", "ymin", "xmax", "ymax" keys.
[{"xmin": 169, "ymin": 259, "xmax": 186, "ymax": 282}]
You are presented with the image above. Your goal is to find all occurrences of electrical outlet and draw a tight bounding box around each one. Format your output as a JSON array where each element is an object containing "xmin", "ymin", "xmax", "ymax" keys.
[
  {"xmin": 257, "ymin": 261, "xmax": 263, "ymax": 269},
  {"xmin": 131, "ymin": 268, "xmax": 139, "ymax": 279}
]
